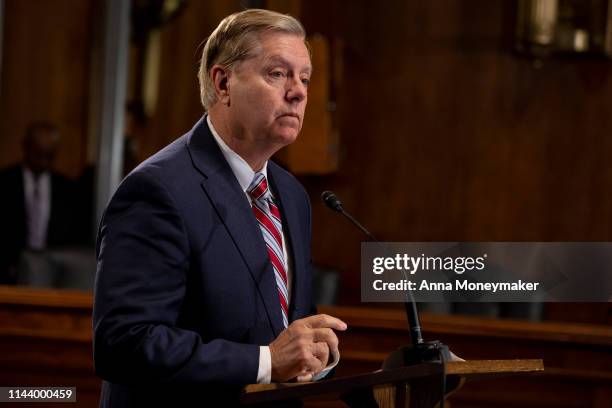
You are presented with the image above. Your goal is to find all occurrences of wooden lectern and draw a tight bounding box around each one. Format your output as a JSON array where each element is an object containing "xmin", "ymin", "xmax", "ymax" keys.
[{"xmin": 241, "ymin": 359, "xmax": 543, "ymax": 407}]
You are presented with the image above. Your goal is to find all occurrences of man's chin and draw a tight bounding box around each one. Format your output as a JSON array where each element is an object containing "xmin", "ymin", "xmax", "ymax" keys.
[{"xmin": 274, "ymin": 129, "xmax": 300, "ymax": 146}]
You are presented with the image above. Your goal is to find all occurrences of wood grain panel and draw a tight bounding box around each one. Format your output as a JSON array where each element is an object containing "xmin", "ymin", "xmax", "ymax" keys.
[
  {"xmin": 130, "ymin": 0, "xmax": 244, "ymax": 162},
  {"xmin": 1, "ymin": 1, "xmax": 609, "ymax": 325},
  {"xmin": 0, "ymin": 0, "xmax": 96, "ymax": 178},
  {"xmin": 297, "ymin": 0, "xmax": 612, "ymax": 308}
]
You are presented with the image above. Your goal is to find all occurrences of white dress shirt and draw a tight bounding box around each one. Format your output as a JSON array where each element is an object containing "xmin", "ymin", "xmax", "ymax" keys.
[
  {"xmin": 22, "ymin": 167, "xmax": 51, "ymax": 250},
  {"xmin": 207, "ymin": 115, "xmax": 337, "ymax": 384}
]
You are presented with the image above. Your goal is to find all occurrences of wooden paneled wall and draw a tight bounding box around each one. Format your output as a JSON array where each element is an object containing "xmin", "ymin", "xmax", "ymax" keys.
[
  {"xmin": 1, "ymin": 1, "xmax": 611, "ymax": 319},
  {"xmin": 0, "ymin": 0, "xmax": 244, "ymax": 178},
  {"xmin": 296, "ymin": 1, "xmax": 612, "ymax": 305},
  {"xmin": 0, "ymin": 0, "xmax": 97, "ymax": 179},
  {"xmin": 128, "ymin": 0, "xmax": 244, "ymax": 161}
]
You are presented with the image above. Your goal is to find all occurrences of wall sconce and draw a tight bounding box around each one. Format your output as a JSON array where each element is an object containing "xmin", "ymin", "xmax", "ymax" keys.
[
  {"xmin": 130, "ymin": 0, "xmax": 186, "ymax": 121},
  {"xmin": 516, "ymin": 0, "xmax": 612, "ymax": 59}
]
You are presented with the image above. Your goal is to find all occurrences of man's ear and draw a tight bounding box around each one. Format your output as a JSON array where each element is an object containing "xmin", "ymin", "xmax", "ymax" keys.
[{"xmin": 211, "ymin": 65, "xmax": 231, "ymax": 105}]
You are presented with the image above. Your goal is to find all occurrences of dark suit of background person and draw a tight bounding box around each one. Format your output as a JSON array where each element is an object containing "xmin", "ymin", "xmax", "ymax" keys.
[
  {"xmin": 0, "ymin": 123, "xmax": 77, "ymax": 284},
  {"xmin": 93, "ymin": 117, "xmax": 317, "ymax": 406}
]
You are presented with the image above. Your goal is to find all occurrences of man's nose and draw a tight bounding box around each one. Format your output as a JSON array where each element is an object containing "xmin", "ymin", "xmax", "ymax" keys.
[{"xmin": 285, "ymin": 77, "xmax": 306, "ymax": 103}]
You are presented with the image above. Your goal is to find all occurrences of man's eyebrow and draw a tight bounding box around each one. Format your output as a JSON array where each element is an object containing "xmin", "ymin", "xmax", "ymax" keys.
[{"xmin": 264, "ymin": 55, "xmax": 312, "ymax": 74}]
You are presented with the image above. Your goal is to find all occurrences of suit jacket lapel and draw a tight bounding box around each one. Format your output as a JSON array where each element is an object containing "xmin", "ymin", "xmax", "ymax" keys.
[{"xmin": 186, "ymin": 117, "xmax": 285, "ymax": 337}]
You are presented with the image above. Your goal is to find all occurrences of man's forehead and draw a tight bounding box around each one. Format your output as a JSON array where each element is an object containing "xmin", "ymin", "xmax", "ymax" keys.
[
  {"xmin": 253, "ymin": 33, "xmax": 311, "ymax": 68},
  {"xmin": 263, "ymin": 54, "xmax": 312, "ymax": 73}
]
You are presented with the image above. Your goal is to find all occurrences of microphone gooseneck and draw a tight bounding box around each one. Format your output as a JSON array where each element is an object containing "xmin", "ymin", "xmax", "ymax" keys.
[
  {"xmin": 321, "ymin": 191, "xmax": 451, "ymax": 407},
  {"xmin": 321, "ymin": 191, "xmax": 379, "ymax": 244},
  {"xmin": 320, "ymin": 191, "xmax": 423, "ymax": 345}
]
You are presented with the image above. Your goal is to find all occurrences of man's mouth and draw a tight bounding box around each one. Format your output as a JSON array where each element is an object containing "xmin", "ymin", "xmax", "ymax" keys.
[{"xmin": 279, "ymin": 113, "xmax": 299, "ymax": 120}]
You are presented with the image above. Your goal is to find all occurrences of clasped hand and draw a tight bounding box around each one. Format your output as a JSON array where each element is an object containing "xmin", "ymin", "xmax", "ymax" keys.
[{"xmin": 269, "ymin": 314, "xmax": 347, "ymax": 382}]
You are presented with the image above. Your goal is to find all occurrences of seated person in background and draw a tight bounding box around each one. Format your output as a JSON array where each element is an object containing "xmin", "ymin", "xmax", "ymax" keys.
[{"xmin": 0, "ymin": 122, "xmax": 78, "ymax": 284}]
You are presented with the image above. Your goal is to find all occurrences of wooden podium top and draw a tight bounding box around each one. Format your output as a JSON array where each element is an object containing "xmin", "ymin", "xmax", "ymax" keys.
[
  {"xmin": 445, "ymin": 358, "xmax": 543, "ymax": 377},
  {"xmin": 241, "ymin": 359, "xmax": 543, "ymax": 405}
]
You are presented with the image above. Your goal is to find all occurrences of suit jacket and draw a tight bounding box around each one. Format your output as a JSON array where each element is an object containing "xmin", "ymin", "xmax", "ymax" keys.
[
  {"xmin": 0, "ymin": 165, "xmax": 77, "ymax": 283},
  {"xmin": 93, "ymin": 117, "xmax": 315, "ymax": 407}
]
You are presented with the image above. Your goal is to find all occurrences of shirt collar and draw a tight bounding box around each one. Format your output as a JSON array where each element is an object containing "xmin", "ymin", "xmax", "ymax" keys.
[
  {"xmin": 22, "ymin": 166, "xmax": 50, "ymax": 184},
  {"xmin": 207, "ymin": 114, "xmax": 268, "ymax": 193}
]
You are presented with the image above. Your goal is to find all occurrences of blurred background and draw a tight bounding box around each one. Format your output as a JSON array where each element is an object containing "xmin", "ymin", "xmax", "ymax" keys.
[{"xmin": 0, "ymin": 0, "xmax": 611, "ymax": 407}]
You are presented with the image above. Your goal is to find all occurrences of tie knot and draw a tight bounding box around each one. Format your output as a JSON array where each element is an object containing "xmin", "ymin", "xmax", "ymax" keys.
[{"xmin": 248, "ymin": 173, "xmax": 270, "ymax": 201}]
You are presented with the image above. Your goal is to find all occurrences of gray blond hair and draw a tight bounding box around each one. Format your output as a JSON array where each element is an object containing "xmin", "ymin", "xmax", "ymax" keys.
[{"xmin": 198, "ymin": 9, "xmax": 307, "ymax": 110}]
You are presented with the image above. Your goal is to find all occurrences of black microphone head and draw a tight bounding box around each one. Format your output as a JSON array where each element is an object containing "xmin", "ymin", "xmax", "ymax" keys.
[{"xmin": 321, "ymin": 191, "xmax": 343, "ymax": 212}]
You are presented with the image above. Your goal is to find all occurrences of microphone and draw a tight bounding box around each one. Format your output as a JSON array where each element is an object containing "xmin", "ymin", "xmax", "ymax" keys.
[
  {"xmin": 321, "ymin": 191, "xmax": 342, "ymax": 211},
  {"xmin": 321, "ymin": 190, "xmax": 450, "ymax": 367},
  {"xmin": 321, "ymin": 191, "xmax": 377, "ymax": 242}
]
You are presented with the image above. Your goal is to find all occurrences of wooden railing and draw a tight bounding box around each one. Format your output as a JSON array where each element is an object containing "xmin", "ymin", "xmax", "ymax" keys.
[
  {"xmin": 0, "ymin": 286, "xmax": 610, "ymax": 407},
  {"xmin": 319, "ymin": 305, "xmax": 612, "ymax": 408}
]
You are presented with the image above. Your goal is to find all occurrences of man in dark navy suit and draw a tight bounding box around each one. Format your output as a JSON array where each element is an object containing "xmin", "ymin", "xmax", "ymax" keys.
[{"xmin": 93, "ymin": 9, "xmax": 346, "ymax": 407}]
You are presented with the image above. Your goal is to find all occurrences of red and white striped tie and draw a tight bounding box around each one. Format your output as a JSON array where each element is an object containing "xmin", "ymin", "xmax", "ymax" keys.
[{"xmin": 248, "ymin": 173, "xmax": 289, "ymax": 328}]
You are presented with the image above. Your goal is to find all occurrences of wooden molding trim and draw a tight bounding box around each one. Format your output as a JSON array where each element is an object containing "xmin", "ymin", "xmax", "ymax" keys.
[
  {"xmin": 319, "ymin": 305, "xmax": 612, "ymax": 347},
  {"xmin": 0, "ymin": 285, "xmax": 93, "ymax": 309}
]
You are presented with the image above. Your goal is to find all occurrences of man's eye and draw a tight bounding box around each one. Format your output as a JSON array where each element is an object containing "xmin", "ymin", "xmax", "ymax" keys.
[
  {"xmin": 270, "ymin": 71, "xmax": 285, "ymax": 78},
  {"xmin": 301, "ymin": 78, "xmax": 310, "ymax": 86}
]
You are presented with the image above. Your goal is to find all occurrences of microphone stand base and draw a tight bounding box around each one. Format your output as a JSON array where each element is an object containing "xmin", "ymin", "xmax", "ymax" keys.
[{"xmin": 382, "ymin": 341, "xmax": 451, "ymax": 369}]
